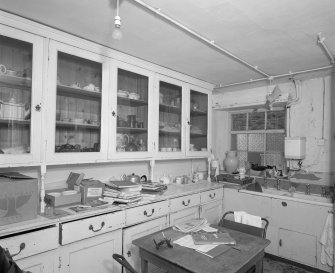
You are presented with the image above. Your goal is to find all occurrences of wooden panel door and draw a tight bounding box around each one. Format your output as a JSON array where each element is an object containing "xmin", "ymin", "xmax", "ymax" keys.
[
  {"xmin": 278, "ymin": 228, "xmax": 317, "ymax": 267},
  {"xmin": 200, "ymin": 200, "xmax": 223, "ymax": 225},
  {"xmin": 123, "ymin": 216, "xmax": 168, "ymax": 273},
  {"xmin": 60, "ymin": 229, "xmax": 122, "ymax": 273},
  {"xmin": 169, "ymin": 206, "xmax": 200, "ymax": 226},
  {"xmin": 16, "ymin": 250, "xmax": 57, "ymax": 273}
]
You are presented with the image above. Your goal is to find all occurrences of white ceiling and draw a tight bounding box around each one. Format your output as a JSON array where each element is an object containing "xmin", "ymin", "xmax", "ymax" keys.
[{"xmin": 1, "ymin": 0, "xmax": 334, "ymax": 87}]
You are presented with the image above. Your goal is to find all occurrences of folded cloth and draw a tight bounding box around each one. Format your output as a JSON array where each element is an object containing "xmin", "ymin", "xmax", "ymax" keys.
[
  {"xmin": 320, "ymin": 213, "xmax": 333, "ymax": 266},
  {"xmin": 234, "ymin": 211, "xmax": 246, "ymax": 223},
  {"xmin": 241, "ymin": 213, "xmax": 262, "ymax": 228}
]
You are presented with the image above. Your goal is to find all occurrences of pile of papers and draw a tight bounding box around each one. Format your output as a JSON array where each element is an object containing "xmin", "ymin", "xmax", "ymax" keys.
[
  {"xmin": 103, "ymin": 180, "xmax": 142, "ymax": 204},
  {"xmin": 140, "ymin": 181, "xmax": 167, "ymax": 193},
  {"xmin": 173, "ymin": 218, "xmax": 210, "ymax": 233}
]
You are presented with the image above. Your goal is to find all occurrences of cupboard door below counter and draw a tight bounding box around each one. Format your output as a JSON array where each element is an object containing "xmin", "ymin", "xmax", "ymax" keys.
[
  {"xmin": 46, "ymin": 41, "xmax": 109, "ymax": 163},
  {"xmin": 0, "ymin": 26, "xmax": 43, "ymax": 165}
]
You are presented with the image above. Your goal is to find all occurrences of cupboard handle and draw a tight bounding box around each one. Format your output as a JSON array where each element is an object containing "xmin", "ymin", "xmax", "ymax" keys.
[
  {"xmin": 209, "ymin": 193, "xmax": 216, "ymax": 199},
  {"xmin": 7, "ymin": 242, "xmax": 25, "ymax": 257},
  {"xmin": 112, "ymin": 111, "xmax": 116, "ymax": 117},
  {"xmin": 35, "ymin": 104, "xmax": 41, "ymax": 112},
  {"xmin": 281, "ymin": 202, "xmax": 287, "ymax": 207},
  {"xmin": 89, "ymin": 221, "xmax": 105, "ymax": 232},
  {"xmin": 187, "ymin": 121, "xmax": 191, "ymax": 125},
  {"xmin": 279, "ymin": 239, "xmax": 282, "ymax": 247},
  {"xmin": 144, "ymin": 208, "xmax": 155, "ymax": 217},
  {"xmin": 182, "ymin": 200, "xmax": 191, "ymax": 206},
  {"xmin": 127, "ymin": 251, "xmax": 131, "ymax": 257}
]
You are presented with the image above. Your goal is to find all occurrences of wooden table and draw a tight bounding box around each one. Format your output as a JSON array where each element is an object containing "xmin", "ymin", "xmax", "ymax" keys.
[{"xmin": 132, "ymin": 226, "xmax": 270, "ymax": 273}]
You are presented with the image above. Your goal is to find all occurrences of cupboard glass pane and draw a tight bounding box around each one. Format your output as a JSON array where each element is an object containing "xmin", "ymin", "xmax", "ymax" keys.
[
  {"xmin": 0, "ymin": 35, "xmax": 32, "ymax": 154},
  {"xmin": 116, "ymin": 69, "xmax": 148, "ymax": 152},
  {"xmin": 159, "ymin": 81, "xmax": 182, "ymax": 152},
  {"xmin": 55, "ymin": 52, "xmax": 102, "ymax": 153},
  {"xmin": 190, "ymin": 90, "xmax": 208, "ymax": 151}
]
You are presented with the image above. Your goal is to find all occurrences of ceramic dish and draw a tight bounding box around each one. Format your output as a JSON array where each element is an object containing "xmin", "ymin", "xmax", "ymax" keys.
[{"xmin": 129, "ymin": 92, "xmax": 140, "ymax": 100}]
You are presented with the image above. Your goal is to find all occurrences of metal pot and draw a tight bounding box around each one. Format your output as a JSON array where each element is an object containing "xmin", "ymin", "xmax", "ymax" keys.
[{"xmin": 125, "ymin": 173, "xmax": 141, "ymax": 184}]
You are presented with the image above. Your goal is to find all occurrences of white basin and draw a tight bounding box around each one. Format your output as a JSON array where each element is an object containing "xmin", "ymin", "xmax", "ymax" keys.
[{"xmin": 260, "ymin": 188, "xmax": 332, "ymax": 203}]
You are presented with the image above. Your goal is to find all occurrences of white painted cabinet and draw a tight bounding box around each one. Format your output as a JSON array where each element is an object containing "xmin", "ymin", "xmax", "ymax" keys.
[
  {"xmin": 123, "ymin": 216, "xmax": 168, "ymax": 273},
  {"xmin": 59, "ymin": 229, "xmax": 122, "ymax": 273},
  {"xmin": 200, "ymin": 188, "xmax": 223, "ymax": 224},
  {"xmin": 0, "ymin": 225, "xmax": 58, "ymax": 273},
  {"xmin": 223, "ymin": 188, "xmax": 332, "ymax": 271},
  {"xmin": 0, "ymin": 25, "xmax": 44, "ymax": 166}
]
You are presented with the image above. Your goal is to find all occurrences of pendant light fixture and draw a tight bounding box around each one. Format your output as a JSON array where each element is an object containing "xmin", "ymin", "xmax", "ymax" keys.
[{"xmin": 112, "ymin": 0, "xmax": 122, "ymax": 40}]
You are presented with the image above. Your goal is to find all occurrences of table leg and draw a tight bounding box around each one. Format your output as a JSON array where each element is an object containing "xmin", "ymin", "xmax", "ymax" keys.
[
  {"xmin": 255, "ymin": 252, "xmax": 264, "ymax": 273},
  {"xmin": 141, "ymin": 258, "xmax": 148, "ymax": 273}
]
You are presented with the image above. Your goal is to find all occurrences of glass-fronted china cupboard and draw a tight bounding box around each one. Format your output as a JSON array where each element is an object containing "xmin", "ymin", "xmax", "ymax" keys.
[
  {"xmin": 0, "ymin": 26, "xmax": 43, "ymax": 166},
  {"xmin": 1, "ymin": 28, "xmax": 211, "ymax": 166},
  {"xmin": 46, "ymin": 41, "xmax": 109, "ymax": 163}
]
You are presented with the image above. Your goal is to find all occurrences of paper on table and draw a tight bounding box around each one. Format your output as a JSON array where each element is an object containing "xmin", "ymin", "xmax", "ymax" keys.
[
  {"xmin": 173, "ymin": 235, "xmax": 217, "ymax": 253},
  {"xmin": 201, "ymin": 226, "xmax": 217, "ymax": 232}
]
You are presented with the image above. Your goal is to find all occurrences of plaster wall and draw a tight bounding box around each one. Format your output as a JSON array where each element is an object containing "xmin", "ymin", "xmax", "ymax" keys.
[{"xmin": 212, "ymin": 74, "xmax": 335, "ymax": 186}]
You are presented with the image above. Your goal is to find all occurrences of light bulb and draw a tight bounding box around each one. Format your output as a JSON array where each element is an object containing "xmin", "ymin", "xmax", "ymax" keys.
[{"xmin": 112, "ymin": 27, "xmax": 123, "ymax": 40}]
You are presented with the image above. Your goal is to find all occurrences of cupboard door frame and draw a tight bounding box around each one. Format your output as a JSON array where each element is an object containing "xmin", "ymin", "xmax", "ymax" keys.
[
  {"xmin": 45, "ymin": 40, "xmax": 109, "ymax": 163},
  {"xmin": 185, "ymin": 84, "xmax": 212, "ymax": 157},
  {"xmin": 154, "ymin": 74, "xmax": 187, "ymax": 159},
  {"xmin": 0, "ymin": 25, "xmax": 44, "ymax": 166},
  {"xmin": 109, "ymin": 60, "xmax": 155, "ymax": 159}
]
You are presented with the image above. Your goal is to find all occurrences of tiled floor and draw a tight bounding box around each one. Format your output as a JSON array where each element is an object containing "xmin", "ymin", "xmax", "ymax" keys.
[{"xmin": 264, "ymin": 256, "xmax": 315, "ymax": 273}]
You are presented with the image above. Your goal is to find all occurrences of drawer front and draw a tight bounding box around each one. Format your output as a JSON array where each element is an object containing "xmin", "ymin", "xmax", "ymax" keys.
[
  {"xmin": 61, "ymin": 210, "xmax": 125, "ymax": 245},
  {"xmin": 1, "ymin": 226, "xmax": 58, "ymax": 260},
  {"xmin": 126, "ymin": 201, "xmax": 169, "ymax": 226},
  {"xmin": 169, "ymin": 193, "xmax": 200, "ymax": 213},
  {"xmin": 200, "ymin": 188, "xmax": 223, "ymax": 204}
]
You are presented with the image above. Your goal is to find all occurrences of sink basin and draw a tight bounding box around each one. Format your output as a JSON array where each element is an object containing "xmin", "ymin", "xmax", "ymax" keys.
[{"xmin": 253, "ymin": 187, "xmax": 332, "ymax": 203}]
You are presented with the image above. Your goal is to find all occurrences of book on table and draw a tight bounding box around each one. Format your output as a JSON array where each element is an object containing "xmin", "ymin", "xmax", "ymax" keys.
[
  {"xmin": 196, "ymin": 244, "xmax": 232, "ymax": 258},
  {"xmin": 191, "ymin": 231, "xmax": 236, "ymax": 245}
]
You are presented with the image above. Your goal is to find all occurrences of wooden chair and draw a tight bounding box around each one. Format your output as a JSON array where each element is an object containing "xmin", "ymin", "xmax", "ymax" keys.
[
  {"xmin": 112, "ymin": 253, "xmax": 138, "ymax": 273},
  {"xmin": 218, "ymin": 211, "xmax": 269, "ymax": 273}
]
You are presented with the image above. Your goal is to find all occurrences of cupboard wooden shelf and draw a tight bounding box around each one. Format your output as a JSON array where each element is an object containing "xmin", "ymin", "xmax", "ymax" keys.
[
  {"xmin": 117, "ymin": 96, "xmax": 148, "ymax": 107},
  {"xmin": 190, "ymin": 132, "xmax": 207, "ymax": 137},
  {"xmin": 56, "ymin": 121, "xmax": 100, "ymax": 129},
  {"xmin": 57, "ymin": 84, "xmax": 101, "ymax": 99},
  {"xmin": 117, "ymin": 127, "xmax": 147, "ymax": 134},
  {"xmin": 0, "ymin": 118, "xmax": 30, "ymax": 125},
  {"xmin": 159, "ymin": 129, "xmax": 181, "ymax": 136},
  {"xmin": 0, "ymin": 74, "xmax": 32, "ymax": 88},
  {"xmin": 159, "ymin": 104, "xmax": 181, "ymax": 114},
  {"xmin": 190, "ymin": 109, "xmax": 207, "ymax": 116}
]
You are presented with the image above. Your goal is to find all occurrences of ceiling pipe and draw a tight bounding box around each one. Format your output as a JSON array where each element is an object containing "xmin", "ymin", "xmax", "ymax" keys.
[
  {"xmin": 130, "ymin": 0, "xmax": 270, "ymax": 78},
  {"xmin": 215, "ymin": 65, "xmax": 334, "ymax": 89},
  {"xmin": 317, "ymin": 33, "xmax": 335, "ymax": 65}
]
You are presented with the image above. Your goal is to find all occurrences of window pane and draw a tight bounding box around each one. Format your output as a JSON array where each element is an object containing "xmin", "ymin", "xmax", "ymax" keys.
[
  {"xmin": 237, "ymin": 151, "xmax": 248, "ymax": 163},
  {"xmin": 231, "ymin": 113, "xmax": 247, "ymax": 131},
  {"xmin": 266, "ymin": 133, "xmax": 285, "ymax": 152},
  {"xmin": 249, "ymin": 112, "xmax": 265, "ymax": 130},
  {"xmin": 267, "ymin": 110, "xmax": 285, "ymax": 129},
  {"xmin": 248, "ymin": 133, "xmax": 264, "ymax": 152}
]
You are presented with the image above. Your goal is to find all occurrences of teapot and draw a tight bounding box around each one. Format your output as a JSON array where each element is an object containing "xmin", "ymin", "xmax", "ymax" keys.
[{"xmin": 123, "ymin": 173, "xmax": 147, "ymax": 184}]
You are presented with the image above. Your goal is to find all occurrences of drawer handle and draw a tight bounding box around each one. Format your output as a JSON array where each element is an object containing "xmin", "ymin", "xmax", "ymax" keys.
[
  {"xmin": 281, "ymin": 202, "xmax": 287, "ymax": 207},
  {"xmin": 182, "ymin": 200, "xmax": 191, "ymax": 206},
  {"xmin": 144, "ymin": 209, "xmax": 155, "ymax": 217},
  {"xmin": 89, "ymin": 221, "xmax": 105, "ymax": 232},
  {"xmin": 127, "ymin": 251, "xmax": 131, "ymax": 257},
  {"xmin": 209, "ymin": 193, "xmax": 216, "ymax": 199},
  {"xmin": 8, "ymin": 242, "xmax": 25, "ymax": 257}
]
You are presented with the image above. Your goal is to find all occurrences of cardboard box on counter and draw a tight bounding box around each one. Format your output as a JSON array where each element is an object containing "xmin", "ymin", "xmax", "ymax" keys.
[
  {"xmin": 78, "ymin": 179, "xmax": 105, "ymax": 204},
  {"xmin": 45, "ymin": 189, "xmax": 81, "ymax": 207},
  {"xmin": 0, "ymin": 172, "xmax": 38, "ymax": 226}
]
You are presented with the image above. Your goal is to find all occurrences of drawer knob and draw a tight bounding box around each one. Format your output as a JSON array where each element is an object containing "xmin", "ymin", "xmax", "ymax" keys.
[
  {"xmin": 281, "ymin": 202, "xmax": 287, "ymax": 207},
  {"xmin": 127, "ymin": 251, "xmax": 131, "ymax": 257},
  {"xmin": 89, "ymin": 221, "xmax": 105, "ymax": 232},
  {"xmin": 209, "ymin": 193, "xmax": 216, "ymax": 199},
  {"xmin": 144, "ymin": 208, "xmax": 155, "ymax": 217},
  {"xmin": 182, "ymin": 200, "xmax": 191, "ymax": 206},
  {"xmin": 8, "ymin": 242, "xmax": 25, "ymax": 257}
]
